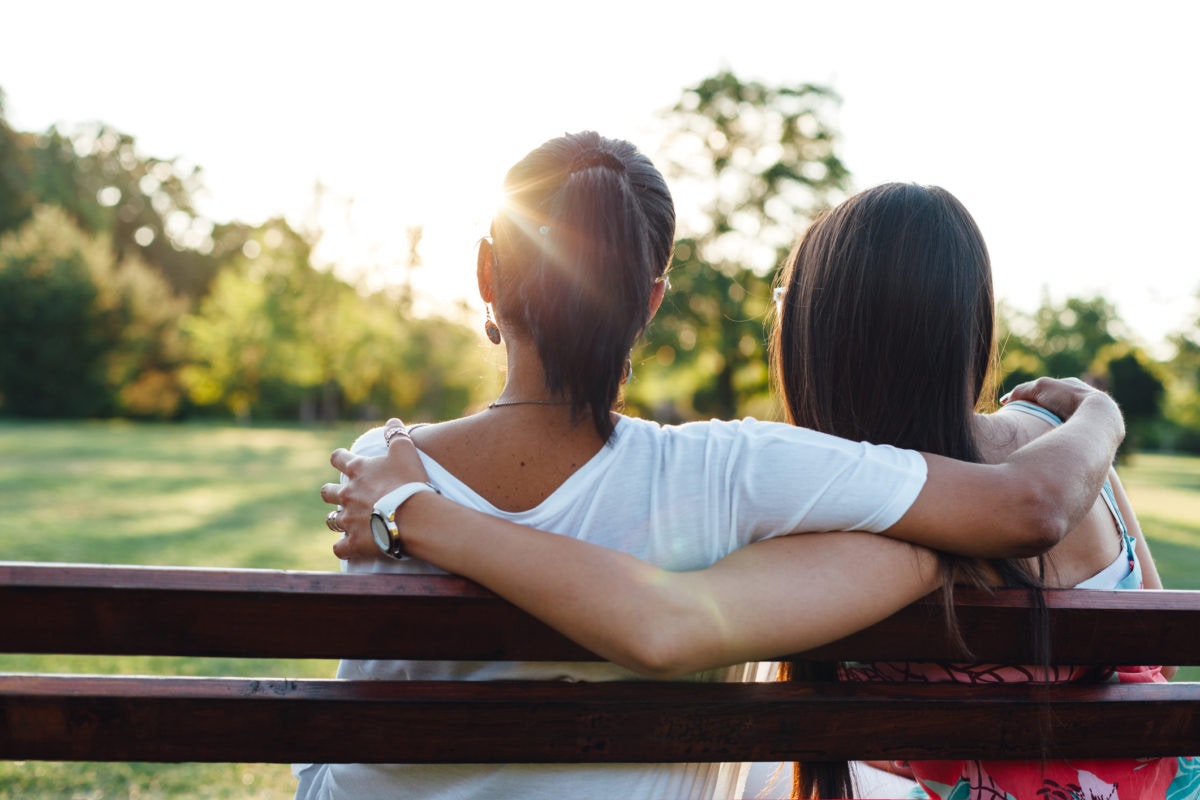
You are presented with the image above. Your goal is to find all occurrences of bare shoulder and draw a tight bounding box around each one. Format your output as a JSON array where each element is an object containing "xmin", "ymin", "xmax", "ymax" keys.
[
  {"xmin": 407, "ymin": 414, "xmax": 490, "ymax": 458},
  {"xmin": 971, "ymin": 405, "xmax": 1057, "ymax": 464}
]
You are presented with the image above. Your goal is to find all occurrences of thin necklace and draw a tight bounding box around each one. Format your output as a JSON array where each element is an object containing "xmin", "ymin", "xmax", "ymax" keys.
[{"xmin": 487, "ymin": 398, "xmax": 571, "ymax": 409}]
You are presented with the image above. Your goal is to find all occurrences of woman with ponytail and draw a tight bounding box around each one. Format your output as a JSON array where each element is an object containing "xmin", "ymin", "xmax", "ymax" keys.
[{"xmin": 307, "ymin": 138, "xmax": 1134, "ymax": 800}]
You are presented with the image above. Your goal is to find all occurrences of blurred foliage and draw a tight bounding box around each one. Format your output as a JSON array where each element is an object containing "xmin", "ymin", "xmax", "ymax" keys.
[
  {"xmin": 2, "ymin": 78, "xmax": 1200, "ymax": 447},
  {"xmin": 0, "ymin": 90, "xmax": 495, "ymax": 423},
  {"xmin": 0, "ymin": 89, "xmax": 32, "ymax": 234},
  {"xmin": 1160, "ymin": 296, "xmax": 1200, "ymax": 453},
  {"xmin": 0, "ymin": 206, "xmax": 185, "ymax": 417},
  {"xmin": 997, "ymin": 293, "xmax": 1169, "ymax": 456},
  {"xmin": 18, "ymin": 121, "xmax": 218, "ymax": 299},
  {"xmin": 628, "ymin": 71, "xmax": 850, "ymax": 421}
]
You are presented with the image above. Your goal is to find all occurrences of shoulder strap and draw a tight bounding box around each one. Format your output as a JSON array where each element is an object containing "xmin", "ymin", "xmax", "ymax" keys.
[
  {"xmin": 1002, "ymin": 399, "xmax": 1063, "ymax": 427},
  {"xmin": 1002, "ymin": 400, "xmax": 1128, "ymax": 536}
]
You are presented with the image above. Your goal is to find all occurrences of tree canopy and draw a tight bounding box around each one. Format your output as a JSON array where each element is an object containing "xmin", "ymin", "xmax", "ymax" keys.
[{"xmin": 3, "ymin": 76, "xmax": 1200, "ymax": 453}]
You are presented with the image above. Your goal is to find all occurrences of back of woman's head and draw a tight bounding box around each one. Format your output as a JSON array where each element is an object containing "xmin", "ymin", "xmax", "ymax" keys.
[
  {"xmin": 775, "ymin": 185, "xmax": 1025, "ymax": 800},
  {"xmin": 773, "ymin": 182, "xmax": 994, "ymax": 460},
  {"xmin": 490, "ymin": 131, "xmax": 675, "ymax": 440}
]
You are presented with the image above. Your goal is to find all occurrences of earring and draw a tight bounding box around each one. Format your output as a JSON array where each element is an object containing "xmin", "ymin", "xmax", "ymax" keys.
[
  {"xmin": 621, "ymin": 356, "xmax": 632, "ymax": 385},
  {"xmin": 484, "ymin": 306, "xmax": 501, "ymax": 345}
]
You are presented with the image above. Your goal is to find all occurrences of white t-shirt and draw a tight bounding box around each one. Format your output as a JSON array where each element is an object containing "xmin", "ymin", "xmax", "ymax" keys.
[{"xmin": 295, "ymin": 415, "xmax": 926, "ymax": 800}]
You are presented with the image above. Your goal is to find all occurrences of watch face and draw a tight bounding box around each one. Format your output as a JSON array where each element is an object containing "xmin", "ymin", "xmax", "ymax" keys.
[{"xmin": 370, "ymin": 513, "xmax": 392, "ymax": 552}]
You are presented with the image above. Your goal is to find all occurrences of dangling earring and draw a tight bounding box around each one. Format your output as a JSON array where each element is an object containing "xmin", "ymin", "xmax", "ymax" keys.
[
  {"xmin": 484, "ymin": 305, "xmax": 501, "ymax": 345},
  {"xmin": 621, "ymin": 356, "xmax": 632, "ymax": 385}
]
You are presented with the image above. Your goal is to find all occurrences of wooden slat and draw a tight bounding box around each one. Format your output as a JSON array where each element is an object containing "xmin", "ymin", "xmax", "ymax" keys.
[
  {"xmin": 805, "ymin": 586, "xmax": 1200, "ymax": 664},
  {"xmin": 1, "ymin": 675, "xmax": 1197, "ymax": 763},
  {"xmin": 2, "ymin": 562, "xmax": 1199, "ymax": 663},
  {"xmin": 0, "ymin": 562, "xmax": 593, "ymax": 661}
]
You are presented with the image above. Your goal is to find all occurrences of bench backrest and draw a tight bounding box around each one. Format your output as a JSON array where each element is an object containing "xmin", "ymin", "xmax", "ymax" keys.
[{"xmin": 2, "ymin": 562, "xmax": 1198, "ymax": 763}]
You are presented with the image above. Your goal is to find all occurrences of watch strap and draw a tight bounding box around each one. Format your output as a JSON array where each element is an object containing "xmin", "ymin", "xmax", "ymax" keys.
[
  {"xmin": 373, "ymin": 482, "xmax": 439, "ymax": 559},
  {"xmin": 374, "ymin": 481, "xmax": 439, "ymax": 518}
]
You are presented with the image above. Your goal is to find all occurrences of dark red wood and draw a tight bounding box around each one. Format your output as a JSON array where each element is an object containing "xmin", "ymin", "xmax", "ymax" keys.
[
  {"xmin": 1, "ymin": 675, "xmax": 1197, "ymax": 763},
  {"xmin": 0, "ymin": 562, "xmax": 593, "ymax": 661},
  {"xmin": 2, "ymin": 563, "xmax": 1199, "ymax": 663},
  {"xmin": 2, "ymin": 562, "xmax": 1199, "ymax": 766}
]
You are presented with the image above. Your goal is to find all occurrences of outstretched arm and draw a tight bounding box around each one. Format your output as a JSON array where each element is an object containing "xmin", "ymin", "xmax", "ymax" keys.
[
  {"xmin": 404, "ymin": 516, "xmax": 938, "ymax": 677},
  {"xmin": 885, "ymin": 378, "xmax": 1124, "ymax": 557},
  {"xmin": 322, "ymin": 377, "xmax": 1121, "ymax": 674},
  {"xmin": 332, "ymin": 439, "xmax": 937, "ymax": 676}
]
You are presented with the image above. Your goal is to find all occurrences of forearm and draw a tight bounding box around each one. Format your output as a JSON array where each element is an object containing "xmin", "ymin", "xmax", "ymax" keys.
[
  {"xmin": 399, "ymin": 491, "xmax": 711, "ymax": 674},
  {"xmin": 999, "ymin": 390, "xmax": 1124, "ymax": 532},
  {"xmin": 401, "ymin": 494, "xmax": 938, "ymax": 677},
  {"xmin": 889, "ymin": 390, "xmax": 1124, "ymax": 557}
]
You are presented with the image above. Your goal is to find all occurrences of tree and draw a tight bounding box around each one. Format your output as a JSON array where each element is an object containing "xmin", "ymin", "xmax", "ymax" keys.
[
  {"xmin": 0, "ymin": 89, "xmax": 33, "ymax": 235},
  {"xmin": 181, "ymin": 220, "xmax": 326, "ymax": 421},
  {"xmin": 1030, "ymin": 293, "xmax": 1122, "ymax": 380},
  {"xmin": 181, "ymin": 218, "xmax": 494, "ymax": 422},
  {"xmin": 24, "ymin": 122, "xmax": 218, "ymax": 299},
  {"xmin": 1159, "ymin": 294, "xmax": 1200, "ymax": 451},
  {"xmin": 629, "ymin": 70, "xmax": 852, "ymax": 420},
  {"xmin": 0, "ymin": 206, "xmax": 181, "ymax": 417},
  {"xmin": 996, "ymin": 293, "xmax": 1126, "ymax": 396},
  {"xmin": 1092, "ymin": 343, "xmax": 1165, "ymax": 454},
  {"xmin": 994, "ymin": 301, "xmax": 1044, "ymax": 399},
  {"xmin": 630, "ymin": 238, "xmax": 776, "ymax": 421}
]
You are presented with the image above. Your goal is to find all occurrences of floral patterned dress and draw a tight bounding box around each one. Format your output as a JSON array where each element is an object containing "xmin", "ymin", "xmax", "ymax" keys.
[{"xmin": 838, "ymin": 402, "xmax": 1200, "ymax": 800}]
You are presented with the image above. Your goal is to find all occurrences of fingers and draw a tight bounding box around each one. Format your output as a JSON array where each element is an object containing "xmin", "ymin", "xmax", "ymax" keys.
[
  {"xmin": 1002, "ymin": 376, "xmax": 1113, "ymax": 423},
  {"xmin": 332, "ymin": 528, "xmax": 377, "ymax": 560},
  {"xmin": 1004, "ymin": 376, "xmax": 1083, "ymax": 403},
  {"xmin": 384, "ymin": 418, "xmax": 410, "ymax": 449},
  {"xmin": 319, "ymin": 482, "xmax": 345, "ymax": 506},
  {"xmin": 324, "ymin": 418, "xmax": 418, "ymax": 562},
  {"xmin": 332, "ymin": 534, "xmax": 352, "ymax": 560},
  {"xmin": 330, "ymin": 447, "xmax": 355, "ymax": 473}
]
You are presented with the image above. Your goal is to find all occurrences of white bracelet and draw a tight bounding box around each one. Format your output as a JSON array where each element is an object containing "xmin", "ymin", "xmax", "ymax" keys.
[
  {"xmin": 372, "ymin": 482, "xmax": 440, "ymax": 559},
  {"xmin": 374, "ymin": 482, "xmax": 439, "ymax": 517}
]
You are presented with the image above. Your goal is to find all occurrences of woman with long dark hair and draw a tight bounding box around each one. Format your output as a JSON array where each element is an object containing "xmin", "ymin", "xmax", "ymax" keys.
[
  {"xmin": 772, "ymin": 183, "xmax": 1180, "ymax": 799},
  {"xmin": 314, "ymin": 159, "xmax": 1135, "ymax": 800}
]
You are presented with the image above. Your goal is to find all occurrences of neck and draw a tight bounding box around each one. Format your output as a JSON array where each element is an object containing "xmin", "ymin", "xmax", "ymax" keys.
[
  {"xmin": 492, "ymin": 342, "xmax": 564, "ymax": 405},
  {"xmin": 488, "ymin": 397, "xmax": 571, "ymax": 409}
]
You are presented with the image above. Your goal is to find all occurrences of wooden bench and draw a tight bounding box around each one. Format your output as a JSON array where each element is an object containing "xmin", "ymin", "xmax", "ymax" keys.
[{"xmin": 1, "ymin": 561, "xmax": 1198, "ymax": 766}]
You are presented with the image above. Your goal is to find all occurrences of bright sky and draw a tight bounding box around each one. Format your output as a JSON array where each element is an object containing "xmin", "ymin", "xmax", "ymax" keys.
[{"xmin": 4, "ymin": 0, "xmax": 1198, "ymax": 352}]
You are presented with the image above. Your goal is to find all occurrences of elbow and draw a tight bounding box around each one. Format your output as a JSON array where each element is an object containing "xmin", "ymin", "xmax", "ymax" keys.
[
  {"xmin": 1009, "ymin": 483, "xmax": 1072, "ymax": 556},
  {"xmin": 594, "ymin": 584, "xmax": 722, "ymax": 679},
  {"xmin": 617, "ymin": 630, "xmax": 697, "ymax": 680}
]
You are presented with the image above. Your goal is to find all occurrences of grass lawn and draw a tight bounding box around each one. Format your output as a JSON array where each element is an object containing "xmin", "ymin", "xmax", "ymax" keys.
[
  {"xmin": 0, "ymin": 419, "xmax": 362, "ymax": 799},
  {"xmin": 1117, "ymin": 452, "xmax": 1200, "ymax": 590},
  {"xmin": 1, "ymin": 421, "xmax": 1198, "ymax": 797}
]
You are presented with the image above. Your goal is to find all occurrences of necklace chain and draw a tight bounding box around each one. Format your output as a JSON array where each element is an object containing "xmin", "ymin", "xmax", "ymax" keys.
[{"xmin": 487, "ymin": 398, "xmax": 571, "ymax": 409}]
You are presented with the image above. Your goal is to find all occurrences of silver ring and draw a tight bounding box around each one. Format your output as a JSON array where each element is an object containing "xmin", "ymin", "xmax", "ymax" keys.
[
  {"xmin": 384, "ymin": 425, "xmax": 410, "ymax": 448},
  {"xmin": 325, "ymin": 510, "xmax": 345, "ymax": 533}
]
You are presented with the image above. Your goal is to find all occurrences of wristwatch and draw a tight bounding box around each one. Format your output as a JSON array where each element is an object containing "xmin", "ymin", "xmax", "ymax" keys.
[{"xmin": 370, "ymin": 482, "xmax": 440, "ymax": 559}]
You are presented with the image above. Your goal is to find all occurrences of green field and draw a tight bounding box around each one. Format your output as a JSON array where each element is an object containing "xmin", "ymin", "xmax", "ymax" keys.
[
  {"xmin": 0, "ymin": 420, "xmax": 359, "ymax": 799},
  {"xmin": 1, "ymin": 421, "xmax": 1198, "ymax": 798}
]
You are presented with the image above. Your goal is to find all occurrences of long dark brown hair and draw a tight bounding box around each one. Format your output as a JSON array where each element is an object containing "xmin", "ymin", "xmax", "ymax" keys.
[{"xmin": 770, "ymin": 183, "xmax": 1045, "ymax": 798}]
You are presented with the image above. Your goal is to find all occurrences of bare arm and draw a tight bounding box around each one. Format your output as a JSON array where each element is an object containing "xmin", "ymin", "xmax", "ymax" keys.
[
  {"xmin": 1107, "ymin": 467, "xmax": 1175, "ymax": 679},
  {"xmin": 322, "ymin": 377, "xmax": 1120, "ymax": 675},
  {"xmin": 346, "ymin": 470, "xmax": 936, "ymax": 677},
  {"xmin": 325, "ymin": 429, "xmax": 937, "ymax": 676},
  {"xmin": 417, "ymin": 499, "xmax": 939, "ymax": 677},
  {"xmin": 886, "ymin": 378, "xmax": 1125, "ymax": 557},
  {"xmin": 1106, "ymin": 468, "xmax": 1164, "ymax": 591}
]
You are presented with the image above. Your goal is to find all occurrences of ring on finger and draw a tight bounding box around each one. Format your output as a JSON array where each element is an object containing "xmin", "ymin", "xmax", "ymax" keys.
[
  {"xmin": 325, "ymin": 509, "xmax": 345, "ymax": 533},
  {"xmin": 384, "ymin": 426, "xmax": 410, "ymax": 448}
]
